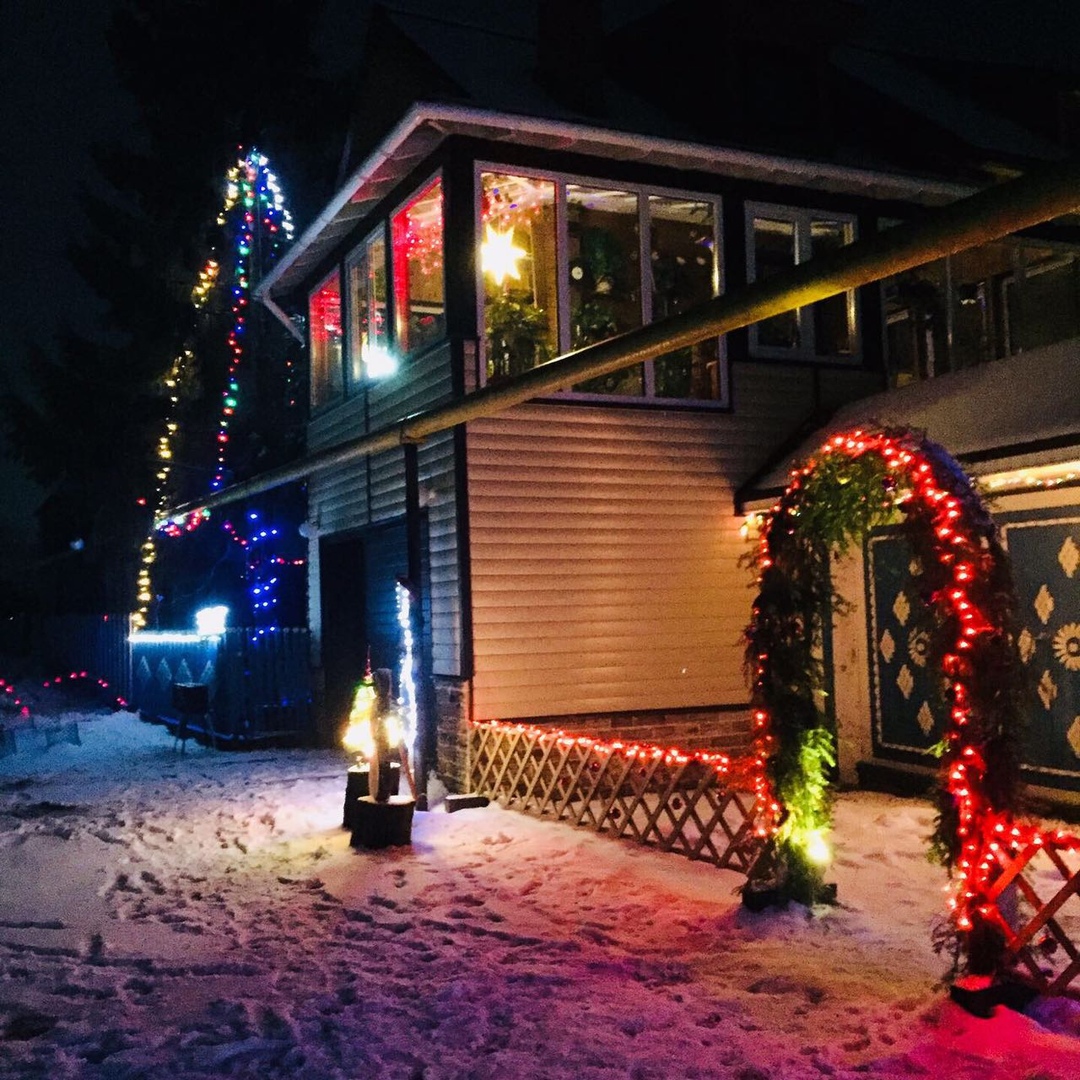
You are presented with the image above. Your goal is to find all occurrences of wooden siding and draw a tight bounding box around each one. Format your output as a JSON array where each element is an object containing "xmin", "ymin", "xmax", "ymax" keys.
[
  {"xmin": 305, "ymin": 343, "xmax": 463, "ymax": 677},
  {"xmin": 421, "ymin": 430, "xmax": 463, "ymax": 676},
  {"xmin": 466, "ymin": 363, "xmax": 872, "ymax": 720},
  {"xmin": 466, "ymin": 404, "xmax": 746, "ymax": 719}
]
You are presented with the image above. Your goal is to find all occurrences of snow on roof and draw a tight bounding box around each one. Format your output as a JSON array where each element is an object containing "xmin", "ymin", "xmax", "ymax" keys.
[{"xmin": 741, "ymin": 337, "xmax": 1080, "ymax": 508}]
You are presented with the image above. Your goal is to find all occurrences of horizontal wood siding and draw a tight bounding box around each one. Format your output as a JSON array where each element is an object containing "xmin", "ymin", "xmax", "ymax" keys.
[
  {"xmin": 421, "ymin": 430, "xmax": 462, "ymax": 676},
  {"xmin": 467, "ymin": 404, "xmax": 749, "ymax": 718},
  {"xmin": 467, "ymin": 362, "xmax": 876, "ymax": 720},
  {"xmin": 306, "ymin": 343, "xmax": 462, "ymax": 676}
]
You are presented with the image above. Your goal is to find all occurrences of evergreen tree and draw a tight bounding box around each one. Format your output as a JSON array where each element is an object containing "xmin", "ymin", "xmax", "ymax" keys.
[{"xmin": 2, "ymin": 0, "xmax": 350, "ymax": 614}]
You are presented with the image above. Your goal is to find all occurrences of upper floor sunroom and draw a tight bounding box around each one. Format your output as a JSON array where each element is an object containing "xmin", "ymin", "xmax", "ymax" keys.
[{"xmin": 258, "ymin": 104, "xmax": 1080, "ymax": 410}]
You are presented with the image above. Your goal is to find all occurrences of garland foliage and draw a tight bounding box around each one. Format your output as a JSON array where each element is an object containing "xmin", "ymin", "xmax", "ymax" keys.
[{"xmin": 745, "ymin": 427, "xmax": 1025, "ymax": 927}]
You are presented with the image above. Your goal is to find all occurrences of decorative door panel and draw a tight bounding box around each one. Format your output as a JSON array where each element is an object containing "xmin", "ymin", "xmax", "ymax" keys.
[
  {"xmin": 1001, "ymin": 515, "xmax": 1080, "ymax": 790},
  {"xmin": 866, "ymin": 532, "xmax": 944, "ymax": 760}
]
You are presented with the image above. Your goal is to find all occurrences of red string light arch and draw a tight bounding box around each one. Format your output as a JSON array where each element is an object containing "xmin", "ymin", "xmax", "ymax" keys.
[{"xmin": 743, "ymin": 426, "xmax": 1080, "ymax": 976}]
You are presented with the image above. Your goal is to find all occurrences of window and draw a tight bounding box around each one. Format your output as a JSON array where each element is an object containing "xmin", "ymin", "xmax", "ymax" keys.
[
  {"xmin": 391, "ymin": 176, "xmax": 445, "ymax": 356},
  {"xmin": 568, "ymin": 185, "xmax": 643, "ymax": 394},
  {"xmin": 883, "ymin": 235, "xmax": 1080, "ymax": 386},
  {"xmin": 649, "ymin": 195, "xmax": 721, "ymax": 399},
  {"xmin": 481, "ymin": 172, "xmax": 558, "ymax": 380},
  {"xmin": 309, "ymin": 269, "xmax": 343, "ymax": 409},
  {"xmin": 747, "ymin": 204, "xmax": 857, "ymax": 359},
  {"xmin": 345, "ymin": 228, "xmax": 389, "ymax": 385},
  {"xmin": 478, "ymin": 167, "xmax": 723, "ymax": 402}
]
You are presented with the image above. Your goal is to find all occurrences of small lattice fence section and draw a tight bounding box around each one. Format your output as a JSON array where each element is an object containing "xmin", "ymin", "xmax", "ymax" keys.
[
  {"xmin": 981, "ymin": 823, "xmax": 1080, "ymax": 997},
  {"xmin": 469, "ymin": 721, "xmax": 770, "ymax": 874}
]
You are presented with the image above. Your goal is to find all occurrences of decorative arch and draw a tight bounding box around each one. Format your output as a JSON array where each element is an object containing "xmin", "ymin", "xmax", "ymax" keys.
[{"xmin": 745, "ymin": 427, "xmax": 1027, "ymax": 966}]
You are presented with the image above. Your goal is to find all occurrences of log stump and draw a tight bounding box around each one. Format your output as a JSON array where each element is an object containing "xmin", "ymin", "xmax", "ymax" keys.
[
  {"xmin": 350, "ymin": 795, "xmax": 416, "ymax": 849},
  {"xmin": 342, "ymin": 763, "xmax": 402, "ymax": 828}
]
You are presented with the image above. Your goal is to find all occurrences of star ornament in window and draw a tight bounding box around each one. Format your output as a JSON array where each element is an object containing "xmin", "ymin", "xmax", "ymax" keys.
[{"xmin": 481, "ymin": 225, "xmax": 527, "ymax": 285}]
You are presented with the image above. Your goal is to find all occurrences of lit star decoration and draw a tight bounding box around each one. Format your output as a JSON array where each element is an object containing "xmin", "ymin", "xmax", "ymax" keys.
[{"xmin": 481, "ymin": 224, "xmax": 527, "ymax": 285}]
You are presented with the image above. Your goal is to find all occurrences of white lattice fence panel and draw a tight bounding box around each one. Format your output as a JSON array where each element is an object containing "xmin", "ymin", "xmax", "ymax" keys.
[
  {"xmin": 470, "ymin": 722, "xmax": 766, "ymax": 874},
  {"xmin": 984, "ymin": 833, "xmax": 1080, "ymax": 996}
]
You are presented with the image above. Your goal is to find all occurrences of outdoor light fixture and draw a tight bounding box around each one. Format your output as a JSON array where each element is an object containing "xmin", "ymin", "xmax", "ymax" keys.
[
  {"xmin": 194, "ymin": 605, "xmax": 229, "ymax": 636},
  {"xmin": 362, "ymin": 342, "xmax": 397, "ymax": 379},
  {"xmin": 129, "ymin": 604, "xmax": 231, "ymax": 645}
]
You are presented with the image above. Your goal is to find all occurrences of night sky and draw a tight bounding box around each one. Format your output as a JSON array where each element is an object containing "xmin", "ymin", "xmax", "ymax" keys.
[
  {"xmin": 2, "ymin": 0, "xmax": 1079, "ymax": 375},
  {"xmin": 0, "ymin": 3, "xmax": 132, "ymax": 364}
]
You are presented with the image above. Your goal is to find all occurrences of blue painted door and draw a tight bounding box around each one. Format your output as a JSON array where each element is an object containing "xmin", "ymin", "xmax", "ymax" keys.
[
  {"xmin": 865, "ymin": 513, "xmax": 1080, "ymax": 790},
  {"xmin": 1001, "ymin": 514, "xmax": 1080, "ymax": 791},
  {"xmin": 866, "ymin": 531, "xmax": 944, "ymax": 762}
]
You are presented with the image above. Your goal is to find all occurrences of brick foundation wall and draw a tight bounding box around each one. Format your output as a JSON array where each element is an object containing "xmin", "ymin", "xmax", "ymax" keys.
[
  {"xmin": 435, "ymin": 695, "xmax": 754, "ymax": 794},
  {"xmin": 540, "ymin": 709, "xmax": 753, "ymax": 755}
]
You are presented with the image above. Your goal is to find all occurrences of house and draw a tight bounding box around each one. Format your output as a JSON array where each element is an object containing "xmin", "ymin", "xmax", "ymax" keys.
[{"xmin": 246, "ymin": 1, "xmax": 1080, "ymax": 798}]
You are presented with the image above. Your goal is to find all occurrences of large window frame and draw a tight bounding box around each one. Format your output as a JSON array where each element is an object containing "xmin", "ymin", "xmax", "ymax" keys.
[
  {"xmin": 343, "ymin": 224, "xmax": 390, "ymax": 392},
  {"xmin": 310, "ymin": 172, "xmax": 448, "ymax": 412},
  {"xmin": 390, "ymin": 171, "xmax": 446, "ymax": 360},
  {"xmin": 745, "ymin": 202, "xmax": 859, "ymax": 362},
  {"xmin": 475, "ymin": 163, "xmax": 728, "ymax": 406},
  {"xmin": 882, "ymin": 227, "xmax": 1080, "ymax": 386}
]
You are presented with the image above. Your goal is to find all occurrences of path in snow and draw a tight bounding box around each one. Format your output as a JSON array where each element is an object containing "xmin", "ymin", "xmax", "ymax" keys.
[{"xmin": 2, "ymin": 710, "xmax": 1080, "ymax": 1079}]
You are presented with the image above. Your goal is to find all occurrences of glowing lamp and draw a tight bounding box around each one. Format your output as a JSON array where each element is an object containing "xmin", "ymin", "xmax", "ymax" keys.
[
  {"xmin": 362, "ymin": 342, "xmax": 397, "ymax": 379},
  {"xmin": 342, "ymin": 679, "xmax": 377, "ymax": 759},
  {"xmin": 804, "ymin": 829, "xmax": 832, "ymax": 867},
  {"xmin": 195, "ymin": 605, "xmax": 229, "ymax": 636}
]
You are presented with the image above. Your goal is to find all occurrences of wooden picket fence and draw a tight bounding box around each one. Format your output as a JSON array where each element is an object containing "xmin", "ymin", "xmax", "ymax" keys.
[
  {"xmin": 469, "ymin": 721, "xmax": 768, "ymax": 873},
  {"xmin": 982, "ymin": 828, "xmax": 1080, "ymax": 996}
]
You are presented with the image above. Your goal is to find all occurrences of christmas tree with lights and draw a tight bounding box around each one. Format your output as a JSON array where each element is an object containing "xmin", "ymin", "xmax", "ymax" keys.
[{"xmin": 135, "ymin": 149, "xmax": 307, "ymax": 634}]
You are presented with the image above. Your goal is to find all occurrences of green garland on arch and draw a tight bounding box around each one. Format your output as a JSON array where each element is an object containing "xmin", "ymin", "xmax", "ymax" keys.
[{"xmin": 744, "ymin": 428, "xmax": 1025, "ymax": 918}]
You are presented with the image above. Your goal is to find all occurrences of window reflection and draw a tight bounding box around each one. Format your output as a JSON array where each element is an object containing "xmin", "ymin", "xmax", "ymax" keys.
[
  {"xmin": 481, "ymin": 172, "xmax": 558, "ymax": 382},
  {"xmin": 309, "ymin": 270, "xmax": 343, "ymax": 408},
  {"xmin": 346, "ymin": 231, "xmax": 388, "ymax": 386},
  {"xmin": 391, "ymin": 177, "xmax": 445, "ymax": 356},
  {"xmin": 568, "ymin": 185, "xmax": 644, "ymax": 394},
  {"xmin": 811, "ymin": 220, "xmax": 854, "ymax": 356},
  {"xmin": 753, "ymin": 217, "xmax": 799, "ymax": 349},
  {"xmin": 650, "ymin": 196, "xmax": 718, "ymax": 399}
]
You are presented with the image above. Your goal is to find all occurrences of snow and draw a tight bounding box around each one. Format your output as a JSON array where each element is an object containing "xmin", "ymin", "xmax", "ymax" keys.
[{"xmin": 2, "ymin": 708, "xmax": 1080, "ymax": 1079}]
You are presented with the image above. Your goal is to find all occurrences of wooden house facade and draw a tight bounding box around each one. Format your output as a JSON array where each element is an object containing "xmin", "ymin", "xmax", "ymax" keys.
[
  {"xmin": 248, "ymin": 2, "xmax": 1080, "ymax": 798},
  {"xmin": 258, "ymin": 102, "xmax": 1034, "ymax": 788}
]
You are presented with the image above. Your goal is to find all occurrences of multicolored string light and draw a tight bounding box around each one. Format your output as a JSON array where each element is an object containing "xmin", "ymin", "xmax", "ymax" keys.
[
  {"xmin": 221, "ymin": 511, "xmax": 305, "ymax": 637},
  {"xmin": 134, "ymin": 149, "xmax": 295, "ymax": 631},
  {"xmin": 212, "ymin": 150, "xmax": 294, "ymax": 492}
]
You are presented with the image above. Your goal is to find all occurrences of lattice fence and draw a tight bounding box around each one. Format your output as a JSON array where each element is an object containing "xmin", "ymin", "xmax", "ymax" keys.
[
  {"xmin": 469, "ymin": 721, "xmax": 769, "ymax": 873},
  {"xmin": 982, "ymin": 827, "xmax": 1080, "ymax": 996}
]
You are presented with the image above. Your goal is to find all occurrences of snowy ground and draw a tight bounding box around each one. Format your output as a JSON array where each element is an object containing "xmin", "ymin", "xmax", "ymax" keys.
[{"xmin": 2, "ymin": 708, "xmax": 1080, "ymax": 1079}]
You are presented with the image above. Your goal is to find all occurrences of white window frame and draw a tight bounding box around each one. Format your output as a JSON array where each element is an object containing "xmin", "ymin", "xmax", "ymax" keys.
[
  {"xmin": 745, "ymin": 202, "xmax": 859, "ymax": 362},
  {"xmin": 475, "ymin": 162, "xmax": 728, "ymax": 406},
  {"xmin": 344, "ymin": 224, "xmax": 388, "ymax": 393}
]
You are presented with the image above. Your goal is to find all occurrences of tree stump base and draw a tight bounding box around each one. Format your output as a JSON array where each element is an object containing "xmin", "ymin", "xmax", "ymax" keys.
[
  {"xmin": 350, "ymin": 796, "xmax": 415, "ymax": 849},
  {"xmin": 343, "ymin": 764, "xmax": 402, "ymax": 829}
]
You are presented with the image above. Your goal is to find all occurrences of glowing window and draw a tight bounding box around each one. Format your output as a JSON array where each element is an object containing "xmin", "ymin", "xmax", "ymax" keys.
[{"xmin": 309, "ymin": 269, "xmax": 343, "ymax": 408}]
